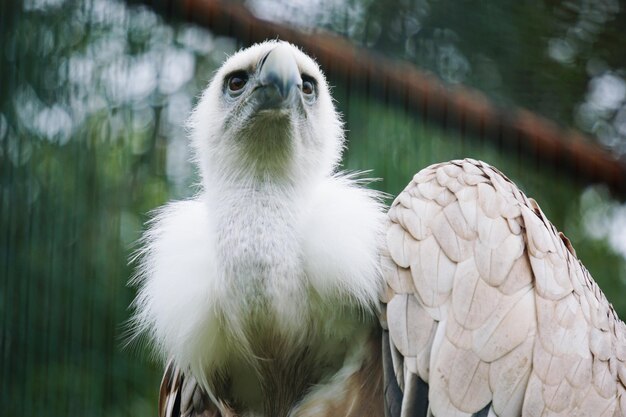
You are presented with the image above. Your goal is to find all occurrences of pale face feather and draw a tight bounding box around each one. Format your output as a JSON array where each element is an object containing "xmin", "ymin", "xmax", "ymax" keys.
[{"xmin": 187, "ymin": 40, "xmax": 344, "ymax": 193}]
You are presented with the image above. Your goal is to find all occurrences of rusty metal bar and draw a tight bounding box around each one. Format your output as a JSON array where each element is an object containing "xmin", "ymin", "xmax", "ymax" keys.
[{"xmin": 134, "ymin": 0, "xmax": 626, "ymax": 197}]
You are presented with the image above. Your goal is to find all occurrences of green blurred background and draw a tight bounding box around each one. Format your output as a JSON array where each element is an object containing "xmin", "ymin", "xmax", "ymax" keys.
[{"xmin": 1, "ymin": 0, "xmax": 626, "ymax": 415}]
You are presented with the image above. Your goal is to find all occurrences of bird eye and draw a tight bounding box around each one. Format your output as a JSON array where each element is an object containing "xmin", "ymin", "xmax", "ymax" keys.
[
  {"xmin": 301, "ymin": 75, "xmax": 316, "ymax": 102},
  {"xmin": 226, "ymin": 71, "xmax": 248, "ymax": 93},
  {"xmin": 302, "ymin": 80, "xmax": 314, "ymax": 95}
]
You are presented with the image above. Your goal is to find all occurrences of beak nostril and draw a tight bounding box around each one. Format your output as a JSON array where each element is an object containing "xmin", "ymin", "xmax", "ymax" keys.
[
  {"xmin": 258, "ymin": 50, "xmax": 272, "ymax": 72},
  {"xmin": 257, "ymin": 44, "xmax": 301, "ymax": 106}
]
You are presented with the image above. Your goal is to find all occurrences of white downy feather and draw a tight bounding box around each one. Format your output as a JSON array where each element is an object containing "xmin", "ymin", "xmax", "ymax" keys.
[{"xmin": 130, "ymin": 41, "xmax": 386, "ymax": 416}]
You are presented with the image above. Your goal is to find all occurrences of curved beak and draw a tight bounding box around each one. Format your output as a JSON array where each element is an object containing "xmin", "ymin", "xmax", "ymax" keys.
[{"xmin": 256, "ymin": 44, "xmax": 302, "ymax": 109}]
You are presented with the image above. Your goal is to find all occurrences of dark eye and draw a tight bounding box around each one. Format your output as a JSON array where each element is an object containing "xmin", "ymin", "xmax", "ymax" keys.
[
  {"xmin": 226, "ymin": 71, "xmax": 248, "ymax": 93},
  {"xmin": 301, "ymin": 75, "xmax": 316, "ymax": 97}
]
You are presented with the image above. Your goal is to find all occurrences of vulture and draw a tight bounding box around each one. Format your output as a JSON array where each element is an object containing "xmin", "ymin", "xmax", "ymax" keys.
[{"xmin": 130, "ymin": 40, "xmax": 626, "ymax": 417}]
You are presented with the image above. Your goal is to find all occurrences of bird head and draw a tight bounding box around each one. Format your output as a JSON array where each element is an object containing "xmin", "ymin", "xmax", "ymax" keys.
[{"xmin": 188, "ymin": 41, "xmax": 344, "ymax": 190}]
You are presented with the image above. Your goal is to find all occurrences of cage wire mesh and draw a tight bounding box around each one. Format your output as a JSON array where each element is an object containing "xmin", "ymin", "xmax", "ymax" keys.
[{"xmin": 1, "ymin": 0, "xmax": 626, "ymax": 415}]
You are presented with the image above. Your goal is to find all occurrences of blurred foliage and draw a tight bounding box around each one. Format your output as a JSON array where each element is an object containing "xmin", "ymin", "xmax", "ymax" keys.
[
  {"xmin": 251, "ymin": 0, "xmax": 626, "ymax": 156},
  {"xmin": 1, "ymin": 0, "xmax": 625, "ymax": 416}
]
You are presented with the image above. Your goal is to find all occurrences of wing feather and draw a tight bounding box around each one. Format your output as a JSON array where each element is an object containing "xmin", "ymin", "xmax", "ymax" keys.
[
  {"xmin": 158, "ymin": 360, "xmax": 221, "ymax": 417},
  {"xmin": 382, "ymin": 159, "xmax": 626, "ymax": 416}
]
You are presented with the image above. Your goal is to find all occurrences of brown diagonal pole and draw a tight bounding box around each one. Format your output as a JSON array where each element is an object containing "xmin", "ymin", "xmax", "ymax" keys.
[{"xmin": 133, "ymin": 0, "xmax": 626, "ymax": 197}]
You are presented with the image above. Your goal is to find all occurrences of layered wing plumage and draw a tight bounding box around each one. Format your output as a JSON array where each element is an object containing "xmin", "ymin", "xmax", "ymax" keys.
[
  {"xmin": 159, "ymin": 360, "xmax": 226, "ymax": 417},
  {"xmin": 381, "ymin": 159, "xmax": 626, "ymax": 417}
]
